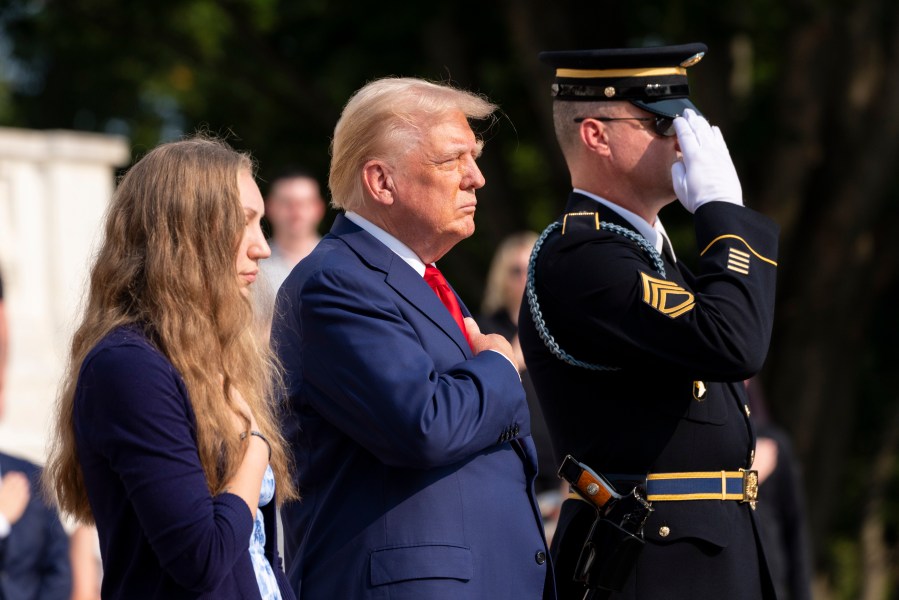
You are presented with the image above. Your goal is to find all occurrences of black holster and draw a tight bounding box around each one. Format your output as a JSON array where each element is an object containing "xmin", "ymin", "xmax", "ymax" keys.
[{"xmin": 574, "ymin": 489, "xmax": 651, "ymax": 593}]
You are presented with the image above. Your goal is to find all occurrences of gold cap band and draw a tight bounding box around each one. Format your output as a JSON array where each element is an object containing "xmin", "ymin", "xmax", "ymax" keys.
[{"xmin": 556, "ymin": 66, "xmax": 687, "ymax": 79}]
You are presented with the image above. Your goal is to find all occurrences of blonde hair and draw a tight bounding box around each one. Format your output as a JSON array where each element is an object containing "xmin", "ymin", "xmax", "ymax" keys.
[
  {"xmin": 44, "ymin": 136, "xmax": 297, "ymax": 523},
  {"xmin": 329, "ymin": 77, "xmax": 497, "ymax": 212},
  {"xmin": 481, "ymin": 231, "xmax": 538, "ymax": 316}
]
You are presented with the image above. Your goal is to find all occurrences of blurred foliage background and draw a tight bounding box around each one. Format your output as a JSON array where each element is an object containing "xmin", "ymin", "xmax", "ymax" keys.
[{"xmin": 2, "ymin": 0, "xmax": 898, "ymax": 597}]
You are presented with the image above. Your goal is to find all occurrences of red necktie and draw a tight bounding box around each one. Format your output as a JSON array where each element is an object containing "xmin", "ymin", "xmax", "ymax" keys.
[{"xmin": 423, "ymin": 265, "xmax": 473, "ymax": 348}]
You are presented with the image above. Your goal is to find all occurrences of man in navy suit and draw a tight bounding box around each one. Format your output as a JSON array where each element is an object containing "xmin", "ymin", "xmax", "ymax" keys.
[
  {"xmin": 273, "ymin": 77, "xmax": 554, "ymax": 599},
  {"xmin": 0, "ymin": 451, "xmax": 71, "ymax": 600}
]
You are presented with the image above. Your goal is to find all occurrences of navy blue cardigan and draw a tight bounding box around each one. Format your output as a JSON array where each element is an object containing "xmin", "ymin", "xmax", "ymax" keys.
[{"xmin": 74, "ymin": 326, "xmax": 294, "ymax": 599}]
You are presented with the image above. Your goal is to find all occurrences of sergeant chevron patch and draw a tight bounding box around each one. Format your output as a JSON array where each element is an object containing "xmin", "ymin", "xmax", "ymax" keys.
[
  {"xmin": 727, "ymin": 247, "xmax": 751, "ymax": 275},
  {"xmin": 640, "ymin": 272, "xmax": 695, "ymax": 318}
]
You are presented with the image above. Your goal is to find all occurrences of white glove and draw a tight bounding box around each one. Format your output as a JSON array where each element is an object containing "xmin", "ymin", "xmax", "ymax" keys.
[{"xmin": 671, "ymin": 109, "xmax": 743, "ymax": 213}]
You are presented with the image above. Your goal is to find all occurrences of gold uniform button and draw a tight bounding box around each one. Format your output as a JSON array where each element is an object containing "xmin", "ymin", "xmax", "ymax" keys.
[
  {"xmin": 693, "ymin": 381, "xmax": 707, "ymax": 401},
  {"xmin": 659, "ymin": 526, "xmax": 670, "ymax": 537}
]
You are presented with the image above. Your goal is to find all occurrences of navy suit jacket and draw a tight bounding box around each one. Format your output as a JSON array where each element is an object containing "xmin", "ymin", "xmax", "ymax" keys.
[
  {"xmin": 0, "ymin": 452, "xmax": 71, "ymax": 600},
  {"xmin": 273, "ymin": 214, "xmax": 554, "ymax": 599}
]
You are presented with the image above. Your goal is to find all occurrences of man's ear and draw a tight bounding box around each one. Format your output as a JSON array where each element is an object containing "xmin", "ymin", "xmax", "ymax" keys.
[
  {"xmin": 362, "ymin": 160, "xmax": 395, "ymax": 206},
  {"xmin": 579, "ymin": 120, "xmax": 612, "ymax": 157}
]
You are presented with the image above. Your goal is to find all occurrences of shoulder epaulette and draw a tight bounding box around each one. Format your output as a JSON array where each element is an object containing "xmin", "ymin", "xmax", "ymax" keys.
[{"xmin": 561, "ymin": 211, "xmax": 600, "ymax": 235}]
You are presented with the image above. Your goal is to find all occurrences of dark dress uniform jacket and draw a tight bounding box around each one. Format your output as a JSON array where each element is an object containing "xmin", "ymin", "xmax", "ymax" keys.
[{"xmin": 519, "ymin": 193, "xmax": 779, "ymax": 599}]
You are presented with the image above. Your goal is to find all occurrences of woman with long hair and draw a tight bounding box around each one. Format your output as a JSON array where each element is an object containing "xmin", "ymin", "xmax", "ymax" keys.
[{"xmin": 44, "ymin": 136, "xmax": 297, "ymax": 599}]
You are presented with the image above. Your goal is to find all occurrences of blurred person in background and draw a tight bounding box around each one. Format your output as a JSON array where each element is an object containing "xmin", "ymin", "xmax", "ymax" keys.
[
  {"xmin": 478, "ymin": 232, "xmax": 536, "ymax": 372},
  {"xmin": 746, "ymin": 378, "xmax": 813, "ymax": 600},
  {"xmin": 0, "ymin": 449, "xmax": 71, "ymax": 600},
  {"xmin": 44, "ymin": 136, "xmax": 297, "ymax": 600},
  {"xmin": 0, "ymin": 277, "xmax": 102, "ymax": 600},
  {"xmin": 477, "ymin": 232, "xmax": 563, "ymax": 533},
  {"xmin": 259, "ymin": 169, "xmax": 326, "ymax": 294}
]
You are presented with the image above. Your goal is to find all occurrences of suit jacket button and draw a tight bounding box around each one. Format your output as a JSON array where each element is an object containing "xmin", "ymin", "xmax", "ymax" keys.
[{"xmin": 535, "ymin": 551, "xmax": 546, "ymax": 564}]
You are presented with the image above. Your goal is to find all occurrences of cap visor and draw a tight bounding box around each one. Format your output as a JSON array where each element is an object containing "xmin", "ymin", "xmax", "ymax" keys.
[{"xmin": 631, "ymin": 98, "xmax": 701, "ymax": 118}]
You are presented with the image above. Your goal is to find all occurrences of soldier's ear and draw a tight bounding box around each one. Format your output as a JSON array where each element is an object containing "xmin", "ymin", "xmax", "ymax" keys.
[
  {"xmin": 362, "ymin": 160, "xmax": 395, "ymax": 206},
  {"xmin": 579, "ymin": 120, "xmax": 612, "ymax": 157}
]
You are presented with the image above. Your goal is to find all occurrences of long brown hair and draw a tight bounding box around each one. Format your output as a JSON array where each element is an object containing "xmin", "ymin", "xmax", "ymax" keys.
[{"xmin": 44, "ymin": 136, "xmax": 296, "ymax": 523}]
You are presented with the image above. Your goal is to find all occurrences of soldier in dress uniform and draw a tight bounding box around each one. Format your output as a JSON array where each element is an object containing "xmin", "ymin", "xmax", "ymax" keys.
[{"xmin": 518, "ymin": 43, "xmax": 779, "ymax": 599}]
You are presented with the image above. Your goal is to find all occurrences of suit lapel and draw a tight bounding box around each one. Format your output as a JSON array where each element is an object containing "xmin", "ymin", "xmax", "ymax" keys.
[
  {"xmin": 385, "ymin": 268, "xmax": 473, "ymax": 358},
  {"xmin": 330, "ymin": 214, "xmax": 473, "ymax": 358}
]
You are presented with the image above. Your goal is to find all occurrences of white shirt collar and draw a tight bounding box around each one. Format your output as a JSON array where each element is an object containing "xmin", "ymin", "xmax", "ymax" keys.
[
  {"xmin": 345, "ymin": 211, "xmax": 428, "ymax": 276},
  {"xmin": 573, "ymin": 188, "xmax": 676, "ymax": 262}
]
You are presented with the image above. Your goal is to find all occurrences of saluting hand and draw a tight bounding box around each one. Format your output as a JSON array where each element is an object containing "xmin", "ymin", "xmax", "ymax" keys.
[{"xmin": 671, "ymin": 108, "xmax": 743, "ymax": 213}]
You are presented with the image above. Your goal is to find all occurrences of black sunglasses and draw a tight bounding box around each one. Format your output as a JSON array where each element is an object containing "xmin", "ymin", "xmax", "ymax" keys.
[{"xmin": 573, "ymin": 115, "xmax": 676, "ymax": 138}]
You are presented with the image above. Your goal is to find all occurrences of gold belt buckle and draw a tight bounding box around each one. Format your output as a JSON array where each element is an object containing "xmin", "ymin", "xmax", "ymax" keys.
[{"xmin": 740, "ymin": 469, "xmax": 759, "ymax": 510}]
